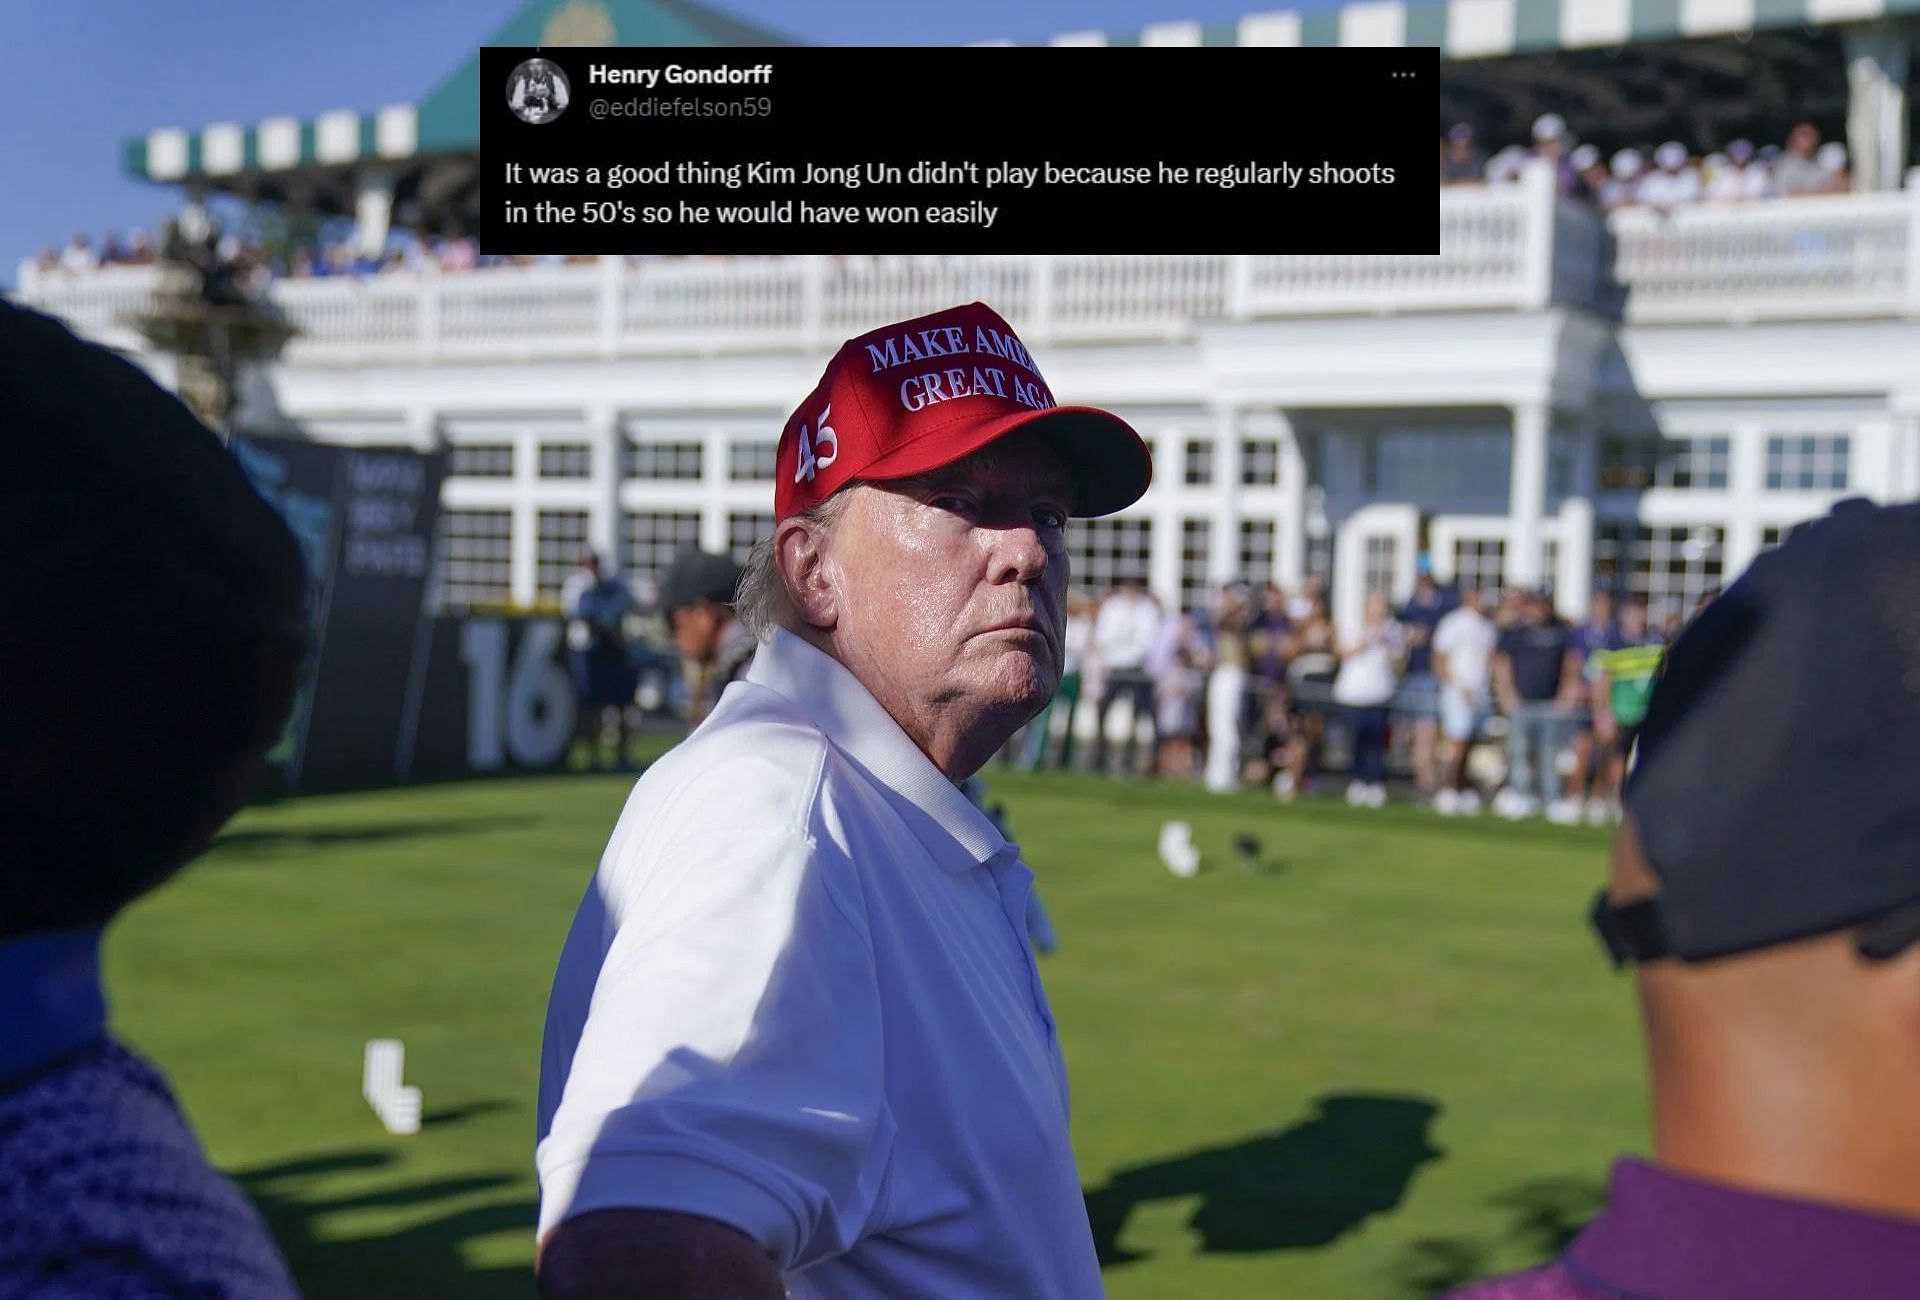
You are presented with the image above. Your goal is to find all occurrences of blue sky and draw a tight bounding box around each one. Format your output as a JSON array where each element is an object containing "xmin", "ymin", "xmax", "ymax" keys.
[{"xmin": 1, "ymin": 0, "xmax": 1341, "ymax": 287}]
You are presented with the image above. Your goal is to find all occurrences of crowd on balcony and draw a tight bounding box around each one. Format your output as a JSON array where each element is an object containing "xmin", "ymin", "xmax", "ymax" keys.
[
  {"xmin": 23, "ymin": 227, "xmax": 596, "ymax": 281},
  {"xmin": 1442, "ymin": 115, "xmax": 1856, "ymax": 211}
]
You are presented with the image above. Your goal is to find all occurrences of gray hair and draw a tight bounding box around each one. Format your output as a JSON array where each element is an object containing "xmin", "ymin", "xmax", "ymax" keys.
[{"xmin": 734, "ymin": 491, "xmax": 855, "ymax": 641}]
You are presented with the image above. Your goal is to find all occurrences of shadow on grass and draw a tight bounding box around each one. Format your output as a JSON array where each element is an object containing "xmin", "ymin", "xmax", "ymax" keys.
[
  {"xmin": 1390, "ymin": 1175, "xmax": 1606, "ymax": 1298},
  {"xmin": 1084, "ymin": 1092, "xmax": 1443, "ymax": 1268},
  {"xmin": 245, "ymin": 727, "xmax": 688, "ymax": 807},
  {"xmin": 238, "ymin": 1147, "xmax": 536, "ymax": 1300},
  {"xmin": 207, "ymin": 814, "xmax": 537, "ymax": 858},
  {"xmin": 422, "ymin": 1099, "xmax": 519, "ymax": 1129}
]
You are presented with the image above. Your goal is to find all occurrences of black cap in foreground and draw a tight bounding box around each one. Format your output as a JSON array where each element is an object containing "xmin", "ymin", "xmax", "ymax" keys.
[
  {"xmin": 660, "ymin": 548, "xmax": 743, "ymax": 613},
  {"xmin": 1611, "ymin": 498, "xmax": 1920, "ymax": 962}
]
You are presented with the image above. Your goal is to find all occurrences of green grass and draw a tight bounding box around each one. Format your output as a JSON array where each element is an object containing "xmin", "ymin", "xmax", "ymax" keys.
[{"xmin": 106, "ymin": 762, "xmax": 1645, "ymax": 1299}]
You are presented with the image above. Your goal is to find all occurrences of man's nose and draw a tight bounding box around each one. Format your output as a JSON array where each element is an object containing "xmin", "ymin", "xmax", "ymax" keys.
[{"xmin": 987, "ymin": 520, "xmax": 1050, "ymax": 586}]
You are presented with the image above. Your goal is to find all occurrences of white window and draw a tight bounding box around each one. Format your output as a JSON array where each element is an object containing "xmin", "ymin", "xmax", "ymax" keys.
[
  {"xmin": 537, "ymin": 510, "xmax": 592, "ymax": 601},
  {"xmin": 438, "ymin": 509, "xmax": 512, "ymax": 608},
  {"xmin": 449, "ymin": 443, "xmax": 513, "ymax": 479},
  {"xmin": 1363, "ymin": 535, "xmax": 1398, "ymax": 597},
  {"xmin": 728, "ymin": 440, "xmax": 779, "ymax": 483},
  {"xmin": 628, "ymin": 440, "xmax": 704, "ymax": 481},
  {"xmin": 1183, "ymin": 438, "xmax": 1214, "ymax": 486},
  {"xmin": 728, "ymin": 511, "xmax": 776, "ymax": 564},
  {"xmin": 538, "ymin": 443, "xmax": 594, "ymax": 480},
  {"xmin": 1595, "ymin": 523, "xmax": 1724, "ymax": 615},
  {"xmin": 1764, "ymin": 436, "xmax": 1849, "ymax": 492},
  {"xmin": 1600, "ymin": 436, "xmax": 1730, "ymax": 491},
  {"xmin": 1238, "ymin": 519, "xmax": 1276, "ymax": 588},
  {"xmin": 1179, "ymin": 518, "xmax": 1212, "ymax": 612},
  {"xmin": 1306, "ymin": 534, "xmax": 1334, "ymax": 590},
  {"xmin": 1452, "ymin": 538, "xmax": 1506, "ymax": 593},
  {"xmin": 1065, "ymin": 516, "xmax": 1153, "ymax": 590},
  {"xmin": 1240, "ymin": 438, "xmax": 1280, "ymax": 487},
  {"xmin": 623, "ymin": 511, "xmax": 703, "ymax": 587}
]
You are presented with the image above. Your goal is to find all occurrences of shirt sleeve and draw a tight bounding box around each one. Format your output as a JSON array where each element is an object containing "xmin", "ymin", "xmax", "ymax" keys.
[{"xmin": 536, "ymin": 821, "xmax": 893, "ymax": 1272}]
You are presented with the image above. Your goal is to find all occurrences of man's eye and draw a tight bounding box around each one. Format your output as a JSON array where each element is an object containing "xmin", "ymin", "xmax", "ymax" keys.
[
  {"xmin": 1035, "ymin": 506, "xmax": 1067, "ymax": 529},
  {"xmin": 929, "ymin": 494, "xmax": 972, "ymax": 513}
]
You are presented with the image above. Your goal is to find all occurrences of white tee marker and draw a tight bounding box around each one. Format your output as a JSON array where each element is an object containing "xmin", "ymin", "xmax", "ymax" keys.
[
  {"xmin": 1158, "ymin": 821, "xmax": 1201, "ymax": 878},
  {"xmin": 363, "ymin": 1039, "xmax": 422, "ymax": 1135}
]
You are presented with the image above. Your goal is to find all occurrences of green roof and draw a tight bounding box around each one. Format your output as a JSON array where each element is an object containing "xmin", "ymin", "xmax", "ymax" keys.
[{"xmin": 123, "ymin": 0, "xmax": 797, "ymax": 183}]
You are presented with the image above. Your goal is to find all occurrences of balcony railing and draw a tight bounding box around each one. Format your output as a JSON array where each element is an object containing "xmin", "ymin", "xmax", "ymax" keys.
[{"xmin": 20, "ymin": 165, "xmax": 1920, "ymax": 364}]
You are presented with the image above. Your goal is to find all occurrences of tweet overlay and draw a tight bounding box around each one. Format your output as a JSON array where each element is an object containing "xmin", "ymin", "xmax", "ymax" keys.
[{"xmin": 482, "ymin": 46, "xmax": 1436, "ymax": 255}]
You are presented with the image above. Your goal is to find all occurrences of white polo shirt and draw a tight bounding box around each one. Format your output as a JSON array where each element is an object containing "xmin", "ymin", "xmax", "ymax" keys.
[{"xmin": 536, "ymin": 628, "xmax": 1103, "ymax": 1299}]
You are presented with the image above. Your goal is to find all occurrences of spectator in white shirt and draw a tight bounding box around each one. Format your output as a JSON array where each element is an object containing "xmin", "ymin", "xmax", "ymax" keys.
[
  {"xmin": 1636, "ymin": 142, "xmax": 1703, "ymax": 213},
  {"xmin": 1816, "ymin": 141, "xmax": 1851, "ymax": 192},
  {"xmin": 1706, "ymin": 139, "xmax": 1773, "ymax": 202},
  {"xmin": 1285, "ymin": 574, "xmax": 1324, "ymax": 623},
  {"xmin": 1331, "ymin": 592, "xmax": 1404, "ymax": 808},
  {"xmin": 1090, "ymin": 578, "xmax": 1164, "ymax": 775},
  {"xmin": 58, "ymin": 233, "xmax": 98, "ymax": 275},
  {"xmin": 1432, "ymin": 585, "xmax": 1499, "ymax": 816},
  {"xmin": 1602, "ymin": 149, "xmax": 1645, "ymax": 212}
]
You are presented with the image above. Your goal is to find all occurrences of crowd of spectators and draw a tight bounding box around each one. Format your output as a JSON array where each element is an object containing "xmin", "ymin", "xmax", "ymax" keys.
[
  {"xmin": 24, "ymin": 227, "xmax": 588, "ymax": 282},
  {"xmin": 1442, "ymin": 114, "xmax": 1856, "ymax": 211},
  {"xmin": 1006, "ymin": 569, "xmax": 1703, "ymax": 826}
]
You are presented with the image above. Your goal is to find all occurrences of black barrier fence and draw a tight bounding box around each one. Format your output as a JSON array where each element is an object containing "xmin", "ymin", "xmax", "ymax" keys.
[{"xmin": 235, "ymin": 436, "xmax": 594, "ymax": 793}]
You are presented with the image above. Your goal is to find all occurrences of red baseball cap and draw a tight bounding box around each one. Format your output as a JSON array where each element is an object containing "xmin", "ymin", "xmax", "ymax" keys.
[{"xmin": 774, "ymin": 302, "xmax": 1153, "ymax": 521}]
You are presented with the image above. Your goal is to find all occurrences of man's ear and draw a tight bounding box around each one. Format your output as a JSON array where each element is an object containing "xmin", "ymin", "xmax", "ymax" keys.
[{"xmin": 776, "ymin": 516, "xmax": 837, "ymax": 631}]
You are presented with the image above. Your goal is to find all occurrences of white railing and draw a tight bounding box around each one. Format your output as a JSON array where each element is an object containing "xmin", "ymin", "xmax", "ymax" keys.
[
  {"xmin": 1612, "ymin": 184, "xmax": 1914, "ymax": 322},
  {"xmin": 18, "ymin": 171, "xmax": 1920, "ymax": 361}
]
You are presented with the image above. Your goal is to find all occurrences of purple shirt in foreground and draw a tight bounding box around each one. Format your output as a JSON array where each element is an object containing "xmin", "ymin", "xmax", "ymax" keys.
[{"xmin": 1447, "ymin": 1157, "xmax": 1920, "ymax": 1300}]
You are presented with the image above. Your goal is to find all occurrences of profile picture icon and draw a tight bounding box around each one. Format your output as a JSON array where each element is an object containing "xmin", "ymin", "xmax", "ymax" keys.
[{"xmin": 507, "ymin": 58, "xmax": 570, "ymax": 125}]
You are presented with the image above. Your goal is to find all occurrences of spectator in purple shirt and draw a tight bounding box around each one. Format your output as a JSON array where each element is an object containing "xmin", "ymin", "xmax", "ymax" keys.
[
  {"xmin": 1442, "ymin": 123, "xmax": 1487, "ymax": 186},
  {"xmin": 0, "ymin": 303, "xmax": 309, "ymax": 1298},
  {"xmin": 1449, "ymin": 499, "xmax": 1920, "ymax": 1300}
]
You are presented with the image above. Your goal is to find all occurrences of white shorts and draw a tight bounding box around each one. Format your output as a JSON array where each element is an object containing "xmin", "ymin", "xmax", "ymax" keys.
[{"xmin": 1439, "ymin": 687, "xmax": 1489, "ymax": 742}]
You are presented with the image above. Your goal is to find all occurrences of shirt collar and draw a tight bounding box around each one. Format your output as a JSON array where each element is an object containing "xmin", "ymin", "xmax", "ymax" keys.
[
  {"xmin": 744, "ymin": 628, "xmax": 1011, "ymax": 872},
  {"xmin": 0, "ymin": 928, "xmax": 108, "ymax": 1084},
  {"xmin": 1567, "ymin": 1157, "xmax": 1920, "ymax": 1300}
]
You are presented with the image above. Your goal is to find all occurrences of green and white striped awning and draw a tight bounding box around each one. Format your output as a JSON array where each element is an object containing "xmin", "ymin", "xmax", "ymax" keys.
[
  {"xmin": 123, "ymin": 106, "xmax": 423, "ymax": 183},
  {"xmin": 121, "ymin": 0, "xmax": 794, "ymax": 183},
  {"xmin": 122, "ymin": 0, "xmax": 1916, "ymax": 184},
  {"xmin": 1001, "ymin": 0, "xmax": 1919, "ymax": 57}
]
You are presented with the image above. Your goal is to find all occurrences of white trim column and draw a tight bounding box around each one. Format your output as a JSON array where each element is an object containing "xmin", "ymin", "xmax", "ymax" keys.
[
  {"xmin": 1721, "ymin": 424, "xmax": 1768, "ymax": 581},
  {"xmin": 1507, "ymin": 402, "xmax": 1550, "ymax": 587},
  {"xmin": 1148, "ymin": 514, "xmax": 1182, "ymax": 610},
  {"xmin": 1276, "ymin": 411, "xmax": 1307, "ymax": 588},
  {"xmin": 1555, "ymin": 419, "xmax": 1597, "ymax": 617},
  {"xmin": 588, "ymin": 403, "xmax": 622, "ymax": 567},
  {"xmin": 1845, "ymin": 20, "xmax": 1911, "ymax": 194},
  {"xmin": 353, "ymin": 166, "xmax": 396, "ymax": 258},
  {"xmin": 1209, "ymin": 405, "xmax": 1242, "ymax": 585},
  {"xmin": 1888, "ymin": 406, "xmax": 1920, "ymax": 500},
  {"xmin": 510, "ymin": 425, "xmax": 540, "ymax": 606},
  {"xmin": 699, "ymin": 422, "xmax": 731, "ymax": 554}
]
